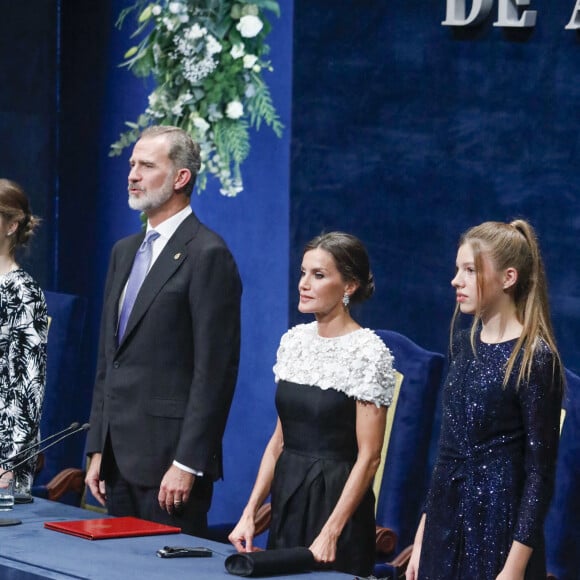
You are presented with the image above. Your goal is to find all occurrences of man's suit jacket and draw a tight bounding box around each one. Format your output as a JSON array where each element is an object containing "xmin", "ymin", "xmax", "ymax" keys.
[{"xmin": 87, "ymin": 212, "xmax": 242, "ymax": 488}]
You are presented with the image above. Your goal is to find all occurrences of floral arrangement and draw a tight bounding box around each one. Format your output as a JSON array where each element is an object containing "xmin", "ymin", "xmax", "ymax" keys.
[{"xmin": 110, "ymin": 0, "xmax": 283, "ymax": 197}]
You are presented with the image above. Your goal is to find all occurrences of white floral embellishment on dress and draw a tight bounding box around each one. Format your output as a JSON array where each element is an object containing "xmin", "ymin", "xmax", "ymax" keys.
[{"xmin": 273, "ymin": 322, "xmax": 396, "ymax": 407}]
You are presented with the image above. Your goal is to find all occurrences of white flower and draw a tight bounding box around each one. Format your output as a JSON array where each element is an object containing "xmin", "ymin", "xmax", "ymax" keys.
[
  {"xmin": 187, "ymin": 23, "xmax": 206, "ymax": 40},
  {"xmin": 162, "ymin": 17, "xmax": 175, "ymax": 32},
  {"xmin": 179, "ymin": 13, "xmax": 189, "ymax": 23},
  {"xmin": 151, "ymin": 5, "xmax": 162, "ymax": 16},
  {"xmin": 148, "ymin": 92, "xmax": 160, "ymax": 107},
  {"xmin": 236, "ymin": 15, "xmax": 263, "ymax": 38},
  {"xmin": 245, "ymin": 84, "xmax": 257, "ymax": 98},
  {"xmin": 206, "ymin": 35, "xmax": 222, "ymax": 56},
  {"xmin": 252, "ymin": 64, "xmax": 261, "ymax": 73},
  {"xmin": 230, "ymin": 43, "xmax": 245, "ymax": 59},
  {"xmin": 171, "ymin": 103, "xmax": 183, "ymax": 116},
  {"xmin": 243, "ymin": 54, "xmax": 258, "ymax": 69},
  {"xmin": 193, "ymin": 117, "xmax": 210, "ymax": 133},
  {"xmin": 168, "ymin": 2, "xmax": 183, "ymax": 14},
  {"xmin": 226, "ymin": 101, "xmax": 244, "ymax": 119}
]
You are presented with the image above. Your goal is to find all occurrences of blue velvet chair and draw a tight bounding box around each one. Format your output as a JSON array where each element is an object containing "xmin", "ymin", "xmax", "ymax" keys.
[
  {"xmin": 372, "ymin": 330, "xmax": 445, "ymax": 578},
  {"xmin": 31, "ymin": 291, "xmax": 89, "ymax": 505},
  {"xmin": 545, "ymin": 368, "xmax": 580, "ymax": 580}
]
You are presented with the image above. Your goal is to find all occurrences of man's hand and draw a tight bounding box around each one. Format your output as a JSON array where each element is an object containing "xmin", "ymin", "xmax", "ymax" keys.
[
  {"xmin": 158, "ymin": 464, "xmax": 195, "ymax": 514},
  {"xmin": 84, "ymin": 453, "xmax": 106, "ymax": 506}
]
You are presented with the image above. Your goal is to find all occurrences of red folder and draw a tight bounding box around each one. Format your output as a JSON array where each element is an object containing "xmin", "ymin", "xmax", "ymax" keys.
[{"xmin": 44, "ymin": 516, "xmax": 181, "ymax": 540}]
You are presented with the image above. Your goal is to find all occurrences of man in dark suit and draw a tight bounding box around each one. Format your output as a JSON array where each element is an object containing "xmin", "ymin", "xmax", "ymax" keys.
[{"xmin": 85, "ymin": 125, "xmax": 242, "ymax": 536}]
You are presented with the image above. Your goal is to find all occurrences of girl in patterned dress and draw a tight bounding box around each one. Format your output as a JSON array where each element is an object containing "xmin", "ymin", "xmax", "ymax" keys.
[
  {"xmin": 229, "ymin": 232, "xmax": 396, "ymax": 576},
  {"xmin": 0, "ymin": 179, "xmax": 48, "ymax": 495}
]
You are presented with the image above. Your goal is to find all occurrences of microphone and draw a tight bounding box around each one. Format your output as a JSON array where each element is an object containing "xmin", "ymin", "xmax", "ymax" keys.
[
  {"xmin": 0, "ymin": 422, "xmax": 81, "ymax": 470},
  {"xmin": 0, "ymin": 423, "xmax": 90, "ymax": 477}
]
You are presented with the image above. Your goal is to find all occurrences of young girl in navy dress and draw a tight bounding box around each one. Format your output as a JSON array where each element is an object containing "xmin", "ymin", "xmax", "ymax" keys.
[
  {"xmin": 229, "ymin": 232, "xmax": 396, "ymax": 576},
  {"xmin": 406, "ymin": 220, "xmax": 563, "ymax": 580}
]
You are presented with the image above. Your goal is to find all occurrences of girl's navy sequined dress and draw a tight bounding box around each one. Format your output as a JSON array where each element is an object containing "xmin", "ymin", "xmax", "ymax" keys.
[{"xmin": 419, "ymin": 331, "xmax": 562, "ymax": 580}]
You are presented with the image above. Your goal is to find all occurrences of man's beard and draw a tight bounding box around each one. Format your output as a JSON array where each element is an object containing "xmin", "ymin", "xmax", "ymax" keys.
[{"xmin": 128, "ymin": 176, "xmax": 174, "ymax": 212}]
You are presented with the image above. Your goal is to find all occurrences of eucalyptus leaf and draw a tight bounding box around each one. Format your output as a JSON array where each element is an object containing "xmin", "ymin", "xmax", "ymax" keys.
[
  {"xmin": 138, "ymin": 4, "xmax": 152, "ymax": 23},
  {"xmin": 124, "ymin": 46, "xmax": 139, "ymax": 59}
]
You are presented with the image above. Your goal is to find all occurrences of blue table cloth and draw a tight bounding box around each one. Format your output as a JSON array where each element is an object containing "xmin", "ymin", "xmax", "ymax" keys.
[{"xmin": 0, "ymin": 498, "xmax": 353, "ymax": 579}]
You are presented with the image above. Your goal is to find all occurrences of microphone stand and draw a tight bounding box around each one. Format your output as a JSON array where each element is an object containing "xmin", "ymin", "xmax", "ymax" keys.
[
  {"xmin": 0, "ymin": 422, "xmax": 81, "ymax": 471},
  {"xmin": 0, "ymin": 423, "xmax": 90, "ymax": 526}
]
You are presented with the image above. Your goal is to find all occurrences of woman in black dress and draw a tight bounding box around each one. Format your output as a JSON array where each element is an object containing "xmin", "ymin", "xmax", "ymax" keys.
[
  {"xmin": 406, "ymin": 220, "xmax": 563, "ymax": 580},
  {"xmin": 0, "ymin": 179, "xmax": 48, "ymax": 495},
  {"xmin": 229, "ymin": 232, "xmax": 396, "ymax": 576}
]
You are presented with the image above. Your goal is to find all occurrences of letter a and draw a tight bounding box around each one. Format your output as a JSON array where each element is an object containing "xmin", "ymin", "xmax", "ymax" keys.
[
  {"xmin": 442, "ymin": 0, "xmax": 494, "ymax": 26},
  {"xmin": 566, "ymin": 0, "xmax": 580, "ymax": 29}
]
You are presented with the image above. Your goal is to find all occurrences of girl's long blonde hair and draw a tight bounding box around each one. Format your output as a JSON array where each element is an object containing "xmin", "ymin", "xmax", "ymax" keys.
[{"xmin": 451, "ymin": 219, "xmax": 562, "ymax": 389}]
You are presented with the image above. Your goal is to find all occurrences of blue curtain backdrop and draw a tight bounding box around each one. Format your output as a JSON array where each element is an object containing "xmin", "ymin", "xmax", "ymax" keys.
[
  {"xmin": 290, "ymin": 0, "xmax": 580, "ymax": 376},
  {"xmin": 0, "ymin": 0, "xmax": 57, "ymax": 287}
]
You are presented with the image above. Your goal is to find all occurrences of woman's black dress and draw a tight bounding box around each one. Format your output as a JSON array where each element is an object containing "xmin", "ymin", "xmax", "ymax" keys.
[{"xmin": 268, "ymin": 323, "xmax": 395, "ymax": 577}]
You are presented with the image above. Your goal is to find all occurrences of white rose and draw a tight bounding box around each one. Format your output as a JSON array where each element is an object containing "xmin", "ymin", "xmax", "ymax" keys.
[
  {"xmin": 230, "ymin": 43, "xmax": 245, "ymax": 59},
  {"xmin": 226, "ymin": 101, "xmax": 244, "ymax": 120},
  {"xmin": 193, "ymin": 117, "xmax": 210, "ymax": 133},
  {"xmin": 236, "ymin": 15, "xmax": 263, "ymax": 38},
  {"xmin": 243, "ymin": 54, "xmax": 258, "ymax": 69},
  {"xmin": 151, "ymin": 5, "xmax": 162, "ymax": 16},
  {"xmin": 168, "ymin": 2, "xmax": 182, "ymax": 14}
]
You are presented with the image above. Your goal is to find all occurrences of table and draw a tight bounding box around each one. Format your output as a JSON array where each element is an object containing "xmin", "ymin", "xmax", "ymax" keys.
[{"xmin": 0, "ymin": 499, "xmax": 354, "ymax": 579}]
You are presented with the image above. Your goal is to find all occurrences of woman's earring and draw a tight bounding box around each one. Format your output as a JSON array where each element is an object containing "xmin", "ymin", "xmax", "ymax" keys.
[{"xmin": 342, "ymin": 293, "xmax": 350, "ymax": 308}]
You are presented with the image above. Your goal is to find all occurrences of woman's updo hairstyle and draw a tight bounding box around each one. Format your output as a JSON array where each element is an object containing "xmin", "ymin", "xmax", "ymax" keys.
[
  {"xmin": 0, "ymin": 179, "xmax": 40, "ymax": 253},
  {"xmin": 304, "ymin": 231, "xmax": 375, "ymax": 305}
]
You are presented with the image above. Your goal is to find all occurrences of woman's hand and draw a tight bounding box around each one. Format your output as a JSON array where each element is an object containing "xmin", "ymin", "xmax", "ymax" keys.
[
  {"xmin": 228, "ymin": 512, "xmax": 256, "ymax": 553},
  {"xmin": 309, "ymin": 527, "xmax": 339, "ymax": 565}
]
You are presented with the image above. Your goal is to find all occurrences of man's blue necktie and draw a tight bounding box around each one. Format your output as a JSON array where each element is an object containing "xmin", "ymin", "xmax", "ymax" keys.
[{"xmin": 117, "ymin": 230, "xmax": 160, "ymax": 343}]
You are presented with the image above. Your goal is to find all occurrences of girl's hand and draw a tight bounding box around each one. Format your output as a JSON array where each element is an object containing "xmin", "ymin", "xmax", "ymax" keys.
[{"xmin": 405, "ymin": 542, "xmax": 421, "ymax": 580}]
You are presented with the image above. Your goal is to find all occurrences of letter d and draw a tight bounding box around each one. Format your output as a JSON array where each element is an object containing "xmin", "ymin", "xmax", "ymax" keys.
[{"xmin": 442, "ymin": 0, "xmax": 494, "ymax": 26}]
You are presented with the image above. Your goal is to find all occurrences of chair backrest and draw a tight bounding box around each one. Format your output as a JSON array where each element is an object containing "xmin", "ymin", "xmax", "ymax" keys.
[
  {"xmin": 33, "ymin": 291, "xmax": 88, "ymax": 487},
  {"xmin": 545, "ymin": 368, "xmax": 580, "ymax": 579},
  {"xmin": 373, "ymin": 329, "xmax": 445, "ymax": 552}
]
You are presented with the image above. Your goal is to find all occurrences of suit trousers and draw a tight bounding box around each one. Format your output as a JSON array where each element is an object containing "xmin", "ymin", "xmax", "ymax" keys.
[{"xmin": 104, "ymin": 440, "xmax": 213, "ymax": 537}]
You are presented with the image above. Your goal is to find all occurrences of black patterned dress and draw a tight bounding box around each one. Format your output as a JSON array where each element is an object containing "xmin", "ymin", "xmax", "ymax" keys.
[
  {"xmin": 419, "ymin": 331, "xmax": 562, "ymax": 579},
  {"xmin": 268, "ymin": 322, "xmax": 396, "ymax": 576},
  {"xmin": 0, "ymin": 268, "xmax": 48, "ymax": 493}
]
